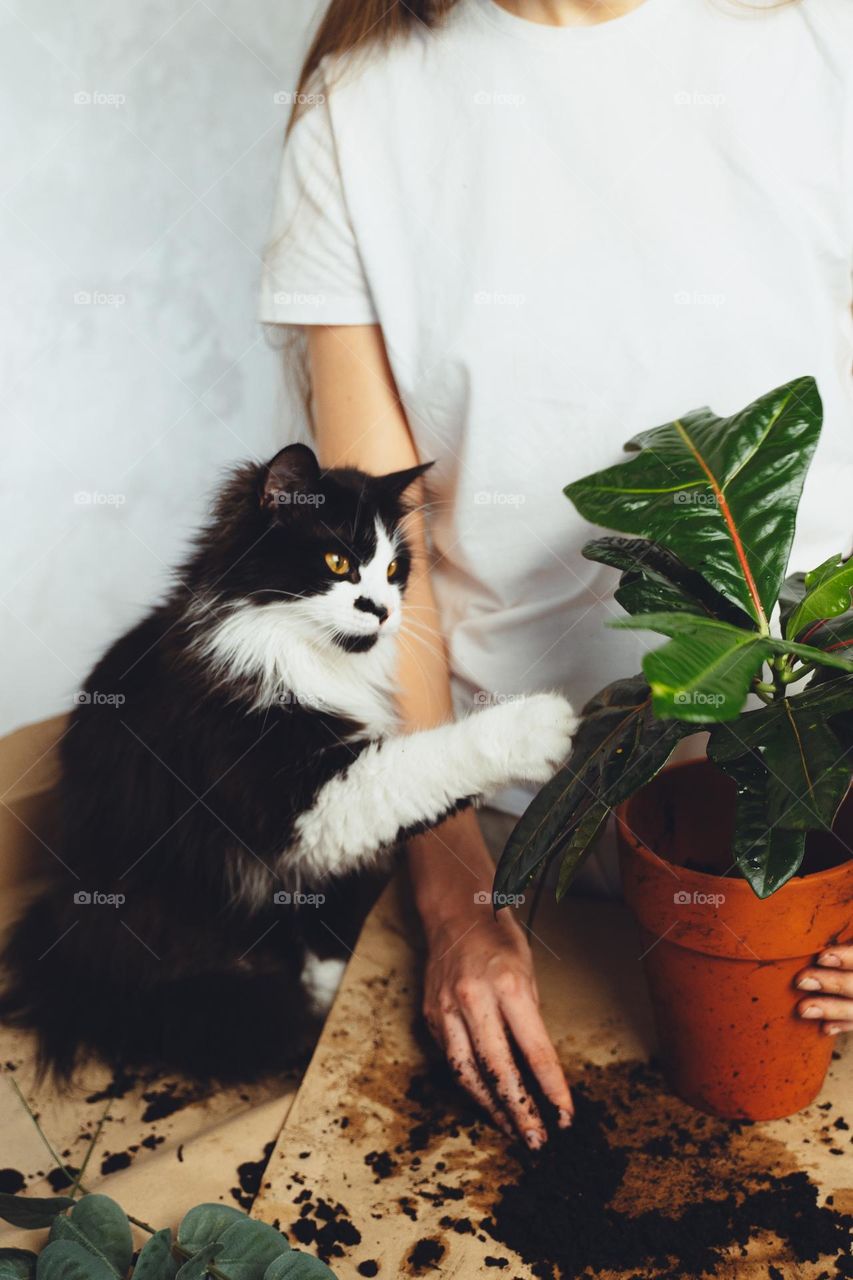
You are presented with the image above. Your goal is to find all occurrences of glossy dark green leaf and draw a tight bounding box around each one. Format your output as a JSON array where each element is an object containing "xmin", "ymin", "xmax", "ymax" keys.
[
  {"xmin": 784, "ymin": 555, "xmax": 853, "ymax": 641},
  {"xmin": 132, "ymin": 1229, "xmax": 178, "ymax": 1280},
  {"xmin": 565, "ymin": 377, "xmax": 822, "ymax": 626},
  {"xmin": 494, "ymin": 675, "xmax": 693, "ymax": 898},
  {"xmin": 49, "ymin": 1196, "xmax": 131, "ymax": 1279},
  {"xmin": 583, "ymin": 536, "xmax": 753, "ymax": 625},
  {"xmin": 208, "ymin": 1220, "xmax": 291, "ymax": 1280},
  {"xmin": 36, "ymin": 1241, "xmax": 116, "ymax": 1280},
  {"xmin": 709, "ymin": 751, "xmax": 807, "ymax": 897},
  {"xmin": 613, "ymin": 613, "xmax": 853, "ymax": 722},
  {"xmin": 175, "ymin": 1243, "xmax": 217, "ymax": 1280},
  {"xmin": 555, "ymin": 801, "xmax": 610, "ymax": 900},
  {"xmin": 0, "ymin": 1249, "xmax": 37, "ymax": 1280},
  {"xmin": 708, "ymin": 676, "xmax": 853, "ymax": 832},
  {"xmin": 0, "ymin": 1197, "xmax": 74, "ymax": 1231}
]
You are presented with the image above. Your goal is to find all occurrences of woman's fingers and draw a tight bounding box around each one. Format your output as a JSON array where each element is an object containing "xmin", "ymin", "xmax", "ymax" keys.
[
  {"xmin": 797, "ymin": 995, "xmax": 853, "ymax": 1024},
  {"xmin": 436, "ymin": 1009, "xmax": 513, "ymax": 1136},
  {"xmin": 500, "ymin": 986, "xmax": 574, "ymax": 1127},
  {"xmin": 458, "ymin": 991, "xmax": 547, "ymax": 1147},
  {"xmin": 796, "ymin": 965, "xmax": 853, "ymax": 998}
]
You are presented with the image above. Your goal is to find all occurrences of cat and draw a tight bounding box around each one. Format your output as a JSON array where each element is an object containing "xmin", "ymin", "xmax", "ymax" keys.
[{"xmin": 0, "ymin": 444, "xmax": 577, "ymax": 1084}]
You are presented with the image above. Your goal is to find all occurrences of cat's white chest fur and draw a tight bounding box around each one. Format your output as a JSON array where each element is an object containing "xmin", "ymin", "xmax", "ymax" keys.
[{"xmin": 195, "ymin": 595, "xmax": 400, "ymax": 738}]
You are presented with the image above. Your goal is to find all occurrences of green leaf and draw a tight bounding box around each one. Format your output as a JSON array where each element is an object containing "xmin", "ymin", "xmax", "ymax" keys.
[
  {"xmin": 132, "ymin": 1229, "xmax": 178, "ymax": 1280},
  {"xmin": 583, "ymin": 536, "xmax": 753, "ymax": 625},
  {"xmin": 784, "ymin": 555, "xmax": 853, "ymax": 641},
  {"xmin": 177, "ymin": 1207, "xmax": 244, "ymax": 1257},
  {"xmin": 175, "ymin": 1243, "xmax": 218, "ymax": 1280},
  {"xmin": 613, "ymin": 613, "xmax": 853, "ymax": 722},
  {"xmin": 708, "ymin": 677, "xmax": 853, "ymax": 832},
  {"xmin": 0, "ymin": 1197, "xmax": 74, "ymax": 1231},
  {"xmin": 264, "ymin": 1254, "xmax": 336, "ymax": 1279},
  {"xmin": 494, "ymin": 675, "xmax": 693, "ymax": 897},
  {"xmin": 36, "ymin": 1241, "xmax": 117, "ymax": 1280},
  {"xmin": 49, "ymin": 1197, "xmax": 132, "ymax": 1280},
  {"xmin": 710, "ymin": 751, "xmax": 807, "ymax": 897},
  {"xmin": 0, "ymin": 1249, "xmax": 37, "ymax": 1279},
  {"xmin": 565, "ymin": 376, "xmax": 822, "ymax": 626},
  {"xmin": 206, "ymin": 1221, "xmax": 291, "ymax": 1280},
  {"xmin": 555, "ymin": 801, "xmax": 610, "ymax": 900}
]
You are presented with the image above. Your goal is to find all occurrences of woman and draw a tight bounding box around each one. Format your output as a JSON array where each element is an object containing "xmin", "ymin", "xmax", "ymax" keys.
[{"xmin": 260, "ymin": 0, "xmax": 853, "ymax": 1148}]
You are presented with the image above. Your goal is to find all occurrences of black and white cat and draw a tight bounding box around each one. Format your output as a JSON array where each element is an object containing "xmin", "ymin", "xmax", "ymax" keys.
[{"xmin": 1, "ymin": 445, "xmax": 576, "ymax": 1083}]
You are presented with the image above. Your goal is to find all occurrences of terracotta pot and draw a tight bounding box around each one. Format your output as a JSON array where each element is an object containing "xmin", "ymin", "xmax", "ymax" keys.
[{"xmin": 616, "ymin": 758, "xmax": 853, "ymax": 1121}]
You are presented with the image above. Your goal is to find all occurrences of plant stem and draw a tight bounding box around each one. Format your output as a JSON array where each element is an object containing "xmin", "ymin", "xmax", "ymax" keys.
[
  {"xmin": 6, "ymin": 1072, "xmax": 157, "ymax": 1236},
  {"xmin": 752, "ymin": 681, "xmax": 775, "ymax": 704},
  {"xmin": 70, "ymin": 1096, "xmax": 111, "ymax": 1197}
]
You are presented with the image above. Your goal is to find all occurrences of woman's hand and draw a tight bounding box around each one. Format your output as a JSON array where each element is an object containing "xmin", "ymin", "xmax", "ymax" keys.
[
  {"xmin": 795, "ymin": 946, "xmax": 853, "ymax": 1034},
  {"xmin": 421, "ymin": 898, "xmax": 574, "ymax": 1148}
]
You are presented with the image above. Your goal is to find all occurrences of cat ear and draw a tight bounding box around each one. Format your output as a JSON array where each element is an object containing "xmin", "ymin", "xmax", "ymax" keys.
[
  {"xmin": 261, "ymin": 444, "xmax": 320, "ymax": 509},
  {"xmin": 371, "ymin": 460, "xmax": 434, "ymax": 502}
]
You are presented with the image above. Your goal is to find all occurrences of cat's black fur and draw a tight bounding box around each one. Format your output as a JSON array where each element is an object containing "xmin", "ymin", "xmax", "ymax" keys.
[{"xmin": 0, "ymin": 445, "xmax": 438, "ymax": 1084}]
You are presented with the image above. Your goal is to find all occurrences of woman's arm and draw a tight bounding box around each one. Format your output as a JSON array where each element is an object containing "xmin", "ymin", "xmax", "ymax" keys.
[{"xmin": 306, "ymin": 323, "xmax": 574, "ymax": 1147}]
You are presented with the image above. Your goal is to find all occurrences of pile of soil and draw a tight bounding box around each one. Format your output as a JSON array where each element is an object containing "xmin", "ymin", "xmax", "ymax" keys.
[{"xmin": 389, "ymin": 1055, "xmax": 853, "ymax": 1279}]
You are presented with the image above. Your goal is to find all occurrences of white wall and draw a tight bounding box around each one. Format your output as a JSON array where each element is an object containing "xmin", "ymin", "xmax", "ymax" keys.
[{"xmin": 0, "ymin": 0, "xmax": 323, "ymax": 733}]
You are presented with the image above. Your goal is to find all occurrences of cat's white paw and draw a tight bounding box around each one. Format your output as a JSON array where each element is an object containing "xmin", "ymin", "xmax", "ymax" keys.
[{"xmin": 473, "ymin": 692, "xmax": 578, "ymax": 786}]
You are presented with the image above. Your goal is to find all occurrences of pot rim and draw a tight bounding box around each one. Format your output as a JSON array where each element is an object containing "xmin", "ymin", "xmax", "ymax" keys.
[{"xmin": 616, "ymin": 757, "xmax": 853, "ymax": 895}]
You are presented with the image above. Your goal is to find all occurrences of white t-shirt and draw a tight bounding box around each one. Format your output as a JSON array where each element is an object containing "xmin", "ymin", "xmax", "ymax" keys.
[{"xmin": 260, "ymin": 0, "xmax": 853, "ymax": 821}]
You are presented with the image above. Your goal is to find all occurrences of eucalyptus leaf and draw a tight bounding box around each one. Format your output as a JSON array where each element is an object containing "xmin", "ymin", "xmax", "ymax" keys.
[
  {"xmin": 565, "ymin": 376, "xmax": 822, "ymax": 625},
  {"xmin": 175, "ymin": 1243, "xmax": 218, "ymax": 1280},
  {"xmin": 49, "ymin": 1196, "xmax": 131, "ymax": 1279},
  {"xmin": 264, "ymin": 1254, "xmax": 336, "ymax": 1279},
  {"xmin": 0, "ymin": 1198, "xmax": 74, "ymax": 1231},
  {"xmin": 207, "ymin": 1220, "xmax": 291, "ymax": 1280},
  {"xmin": 36, "ymin": 1240, "xmax": 117, "ymax": 1280},
  {"xmin": 177, "ymin": 1207, "xmax": 244, "ymax": 1257},
  {"xmin": 0, "ymin": 1249, "xmax": 37, "ymax": 1280},
  {"xmin": 784, "ymin": 554, "xmax": 853, "ymax": 641},
  {"xmin": 132, "ymin": 1229, "xmax": 178, "ymax": 1280}
]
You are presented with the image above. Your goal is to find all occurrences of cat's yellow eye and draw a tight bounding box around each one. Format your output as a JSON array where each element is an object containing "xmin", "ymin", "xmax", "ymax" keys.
[
  {"xmin": 387, "ymin": 559, "xmax": 399, "ymax": 581},
  {"xmin": 324, "ymin": 551, "xmax": 350, "ymax": 576}
]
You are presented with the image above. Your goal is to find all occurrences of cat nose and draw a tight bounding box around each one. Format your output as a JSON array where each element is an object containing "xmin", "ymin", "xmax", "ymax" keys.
[{"xmin": 354, "ymin": 597, "xmax": 389, "ymax": 624}]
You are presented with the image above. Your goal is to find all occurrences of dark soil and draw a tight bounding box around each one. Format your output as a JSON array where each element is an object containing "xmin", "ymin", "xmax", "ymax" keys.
[
  {"xmin": 0, "ymin": 1169, "xmax": 25, "ymax": 1194},
  {"xmin": 407, "ymin": 1237, "xmax": 445, "ymax": 1271},
  {"xmin": 100, "ymin": 1151, "xmax": 132, "ymax": 1175},
  {"xmin": 230, "ymin": 1140, "xmax": 276, "ymax": 1210}
]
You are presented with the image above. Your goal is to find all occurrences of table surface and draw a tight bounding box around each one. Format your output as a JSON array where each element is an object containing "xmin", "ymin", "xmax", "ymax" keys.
[{"xmin": 253, "ymin": 874, "xmax": 853, "ymax": 1280}]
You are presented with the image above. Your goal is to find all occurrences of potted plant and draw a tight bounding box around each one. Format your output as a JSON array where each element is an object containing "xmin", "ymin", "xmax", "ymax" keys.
[{"xmin": 494, "ymin": 376, "xmax": 853, "ymax": 1121}]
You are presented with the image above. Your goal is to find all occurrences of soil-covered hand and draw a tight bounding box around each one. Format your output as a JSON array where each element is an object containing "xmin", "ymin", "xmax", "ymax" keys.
[
  {"xmin": 795, "ymin": 945, "xmax": 853, "ymax": 1034},
  {"xmin": 422, "ymin": 900, "xmax": 574, "ymax": 1148}
]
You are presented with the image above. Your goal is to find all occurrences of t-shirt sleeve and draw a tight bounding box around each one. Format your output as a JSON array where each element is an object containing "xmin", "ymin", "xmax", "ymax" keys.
[{"xmin": 259, "ymin": 89, "xmax": 378, "ymax": 326}]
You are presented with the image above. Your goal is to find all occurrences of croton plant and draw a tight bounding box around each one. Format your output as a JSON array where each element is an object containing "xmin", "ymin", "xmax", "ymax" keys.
[{"xmin": 494, "ymin": 376, "xmax": 853, "ymax": 901}]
